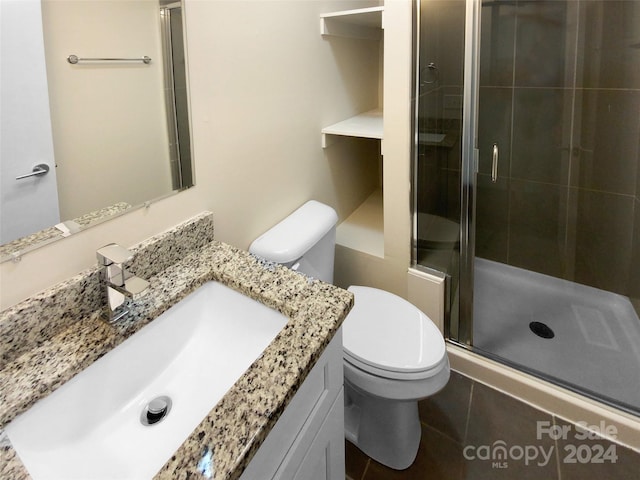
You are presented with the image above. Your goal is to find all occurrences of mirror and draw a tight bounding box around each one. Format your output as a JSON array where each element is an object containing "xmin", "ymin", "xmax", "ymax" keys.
[{"xmin": 0, "ymin": 0, "xmax": 193, "ymax": 262}]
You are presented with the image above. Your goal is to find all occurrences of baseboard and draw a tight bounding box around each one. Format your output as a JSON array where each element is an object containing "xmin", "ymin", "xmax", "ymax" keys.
[{"xmin": 447, "ymin": 343, "xmax": 640, "ymax": 452}]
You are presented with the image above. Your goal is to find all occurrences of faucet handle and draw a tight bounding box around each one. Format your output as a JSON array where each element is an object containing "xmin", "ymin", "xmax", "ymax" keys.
[
  {"xmin": 123, "ymin": 275, "xmax": 150, "ymax": 298},
  {"xmin": 97, "ymin": 243, "xmax": 134, "ymax": 266}
]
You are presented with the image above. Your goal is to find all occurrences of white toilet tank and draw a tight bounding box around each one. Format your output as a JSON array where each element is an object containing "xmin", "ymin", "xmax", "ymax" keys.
[{"xmin": 249, "ymin": 201, "xmax": 338, "ymax": 283}]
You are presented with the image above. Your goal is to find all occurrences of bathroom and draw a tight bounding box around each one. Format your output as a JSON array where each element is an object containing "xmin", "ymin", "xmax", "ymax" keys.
[{"xmin": 1, "ymin": 0, "xmax": 639, "ymax": 479}]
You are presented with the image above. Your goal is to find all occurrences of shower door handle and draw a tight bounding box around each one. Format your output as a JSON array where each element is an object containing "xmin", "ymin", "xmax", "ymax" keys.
[{"xmin": 491, "ymin": 144, "xmax": 499, "ymax": 183}]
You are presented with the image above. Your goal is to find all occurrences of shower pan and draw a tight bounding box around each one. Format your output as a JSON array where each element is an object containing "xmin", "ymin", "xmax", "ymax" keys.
[{"xmin": 413, "ymin": 0, "xmax": 640, "ymax": 416}]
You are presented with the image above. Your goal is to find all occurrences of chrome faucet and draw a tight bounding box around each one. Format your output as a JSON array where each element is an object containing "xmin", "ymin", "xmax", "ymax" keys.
[{"xmin": 96, "ymin": 243, "xmax": 149, "ymax": 323}]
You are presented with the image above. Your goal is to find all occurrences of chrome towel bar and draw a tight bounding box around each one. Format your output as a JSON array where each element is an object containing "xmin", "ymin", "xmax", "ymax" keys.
[{"xmin": 67, "ymin": 55, "xmax": 151, "ymax": 65}]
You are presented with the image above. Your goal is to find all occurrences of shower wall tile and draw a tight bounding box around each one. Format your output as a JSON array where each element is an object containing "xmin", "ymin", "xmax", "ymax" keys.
[
  {"xmin": 514, "ymin": 1, "xmax": 578, "ymax": 88},
  {"xmin": 511, "ymin": 88, "xmax": 572, "ymax": 185},
  {"xmin": 417, "ymin": 90, "xmax": 441, "ymax": 132},
  {"xmin": 475, "ymin": 174, "xmax": 509, "ymax": 263},
  {"xmin": 636, "ymin": 133, "xmax": 640, "ymax": 198},
  {"xmin": 479, "ymin": 1, "xmax": 516, "ymax": 87},
  {"xmin": 571, "ymin": 89, "xmax": 640, "ymax": 196},
  {"xmin": 629, "ymin": 199, "xmax": 640, "ymax": 316},
  {"xmin": 576, "ymin": 0, "xmax": 640, "ymax": 89},
  {"xmin": 421, "ymin": 0, "xmax": 466, "ymax": 89},
  {"xmin": 508, "ymin": 180, "xmax": 567, "ymax": 278},
  {"xmin": 443, "ymin": 115, "xmax": 463, "ymax": 171},
  {"xmin": 444, "ymin": 168, "xmax": 461, "ymax": 222},
  {"xmin": 416, "ymin": 148, "xmax": 443, "ymax": 215},
  {"xmin": 569, "ymin": 189, "xmax": 634, "ymax": 295},
  {"xmin": 478, "ymin": 87, "xmax": 512, "ymax": 177},
  {"xmin": 419, "ymin": 0, "xmax": 466, "ymax": 138}
]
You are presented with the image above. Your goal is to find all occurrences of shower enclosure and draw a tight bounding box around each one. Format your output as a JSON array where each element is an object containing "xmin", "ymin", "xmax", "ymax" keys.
[
  {"xmin": 160, "ymin": 1, "xmax": 193, "ymax": 191},
  {"xmin": 413, "ymin": 0, "xmax": 640, "ymax": 415}
]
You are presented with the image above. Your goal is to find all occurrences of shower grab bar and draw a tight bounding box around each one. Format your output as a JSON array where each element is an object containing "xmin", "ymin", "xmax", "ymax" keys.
[
  {"xmin": 491, "ymin": 143, "xmax": 499, "ymax": 182},
  {"xmin": 67, "ymin": 55, "xmax": 151, "ymax": 65}
]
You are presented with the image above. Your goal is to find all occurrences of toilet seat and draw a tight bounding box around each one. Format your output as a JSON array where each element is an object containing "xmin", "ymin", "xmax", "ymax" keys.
[
  {"xmin": 343, "ymin": 286, "xmax": 447, "ymax": 380},
  {"xmin": 344, "ymin": 349, "xmax": 448, "ymax": 381}
]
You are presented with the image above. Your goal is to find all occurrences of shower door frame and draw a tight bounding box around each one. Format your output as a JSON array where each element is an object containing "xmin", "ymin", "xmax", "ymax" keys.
[
  {"xmin": 410, "ymin": 0, "xmax": 480, "ymax": 347},
  {"xmin": 457, "ymin": 0, "xmax": 482, "ymax": 348}
]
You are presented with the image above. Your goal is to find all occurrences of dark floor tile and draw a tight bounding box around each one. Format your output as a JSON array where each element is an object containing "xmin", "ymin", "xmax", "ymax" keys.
[
  {"xmin": 462, "ymin": 452, "xmax": 558, "ymax": 480},
  {"xmin": 346, "ymin": 440, "xmax": 369, "ymax": 480},
  {"xmin": 629, "ymin": 198, "xmax": 640, "ymax": 317},
  {"xmin": 363, "ymin": 425, "xmax": 464, "ymax": 480},
  {"xmin": 418, "ymin": 370, "xmax": 472, "ymax": 444},
  {"xmin": 553, "ymin": 418, "xmax": 640, "ymax": 480},
  {"xmin": 465, "ymin": 382, "xmax": 559, "ymax": 479},
  {"xmin": 348, "ymin": 379, "xmax": 640, "ymax": 480}
]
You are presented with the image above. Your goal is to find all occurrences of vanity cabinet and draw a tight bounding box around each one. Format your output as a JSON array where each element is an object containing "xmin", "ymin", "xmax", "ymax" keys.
[{"xmin": 239, "ymin": 329, "xmax": 345, "ymax": 480}]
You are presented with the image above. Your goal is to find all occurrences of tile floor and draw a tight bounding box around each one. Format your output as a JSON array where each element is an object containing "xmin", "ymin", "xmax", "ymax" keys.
[{"xmin": 345, "ymin": 371, "xmax": 640, "ymax": 480}]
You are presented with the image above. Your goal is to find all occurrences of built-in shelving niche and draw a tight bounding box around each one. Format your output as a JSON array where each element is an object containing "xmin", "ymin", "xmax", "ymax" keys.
[{"xmin": 320, "ymin": 6, "xmax": 384, "ymax": 259}]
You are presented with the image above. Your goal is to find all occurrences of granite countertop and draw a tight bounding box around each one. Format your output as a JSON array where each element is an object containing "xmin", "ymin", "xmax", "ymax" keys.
[
  {"xmin": 0, "ymin": 202, "xmax": 131, "ymax": 262},
  {"xmin": 0, "ymin": 238, "xmax": 353, "ymax": 479}
]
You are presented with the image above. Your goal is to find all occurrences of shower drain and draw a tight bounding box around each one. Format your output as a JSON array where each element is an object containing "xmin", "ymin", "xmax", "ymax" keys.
[{"xmin": 529, "ymin": 321, "xmax": 555, "ymax": 339}]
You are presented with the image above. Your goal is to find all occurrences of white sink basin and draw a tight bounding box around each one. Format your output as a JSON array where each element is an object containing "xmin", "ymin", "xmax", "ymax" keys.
[{"xmin": 5, "ymin": 282, "xmax": 289, "ymax": 480}]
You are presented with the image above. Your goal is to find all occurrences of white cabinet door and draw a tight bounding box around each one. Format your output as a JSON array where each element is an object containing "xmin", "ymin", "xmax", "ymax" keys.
[
  {"xmin": 240, "ymin": 330, "xmax": 345, "ymax": 480},
  {"xmin": 288, "ymin": 390, "xmax": 345, "ymax": 480}
]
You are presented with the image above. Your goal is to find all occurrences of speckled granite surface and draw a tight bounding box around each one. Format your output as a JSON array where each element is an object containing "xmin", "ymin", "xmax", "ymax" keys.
[
  {"xmin": 0, "ymin": 202, "xmax": 132, "ymax": 262},
  {"xmin": 0, "ymin": 212, "xmax": 214, "ymax": 368},
  {"xmin": 0, "ymin": 213, "xmax": 353, "ymax": 480}
]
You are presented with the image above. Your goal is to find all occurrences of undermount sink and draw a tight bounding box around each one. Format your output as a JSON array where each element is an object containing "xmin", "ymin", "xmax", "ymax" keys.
[{"xmin": 5, "ymin": 282, "xmax": 289, "ymax": 480}]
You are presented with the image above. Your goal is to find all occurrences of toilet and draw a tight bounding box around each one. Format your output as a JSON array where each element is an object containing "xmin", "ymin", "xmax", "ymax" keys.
[{"xmin": 249, "ymin": 200, "xmax": 450, "ymax": 470}]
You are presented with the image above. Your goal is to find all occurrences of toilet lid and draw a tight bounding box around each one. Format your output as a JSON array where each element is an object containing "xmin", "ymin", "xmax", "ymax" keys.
[{"xmin": 343, "ymin": 286, "xmax": 446, "ymax": 376}]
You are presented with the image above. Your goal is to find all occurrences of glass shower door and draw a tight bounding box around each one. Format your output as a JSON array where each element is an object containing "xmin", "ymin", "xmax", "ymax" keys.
[
  {"xmin": 471, "ymin": 0, "xmax": 640, "ymax": 414},
  {"xmin": 414, "ymin": 0, "xmax": 468, "ymax": 342}
]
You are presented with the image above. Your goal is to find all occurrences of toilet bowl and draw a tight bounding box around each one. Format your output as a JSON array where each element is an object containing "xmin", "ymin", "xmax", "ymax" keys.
[
  {"xmin": 342, "ymin": 286, "xmax": 449, "ymax": 469},
  {"xmin": 416, "ymin": 212, "xmax": 460, "ymax": 250},
  {"xmin": 249, "ymin": 200, "xmax": 450, "ymax": 470}
]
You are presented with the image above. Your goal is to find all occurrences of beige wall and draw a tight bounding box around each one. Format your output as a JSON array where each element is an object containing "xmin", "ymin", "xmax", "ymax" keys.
[
  {"xmin": 0, "ymin": 0, "xmax": 390, "ymax": 309},
  {"xmin": 382, "ymin": 0, "xmax": 413, "ymax": 274},
  {"xmin": 42, "ymin": 0, "xmax": 173, "ymax": 220}
]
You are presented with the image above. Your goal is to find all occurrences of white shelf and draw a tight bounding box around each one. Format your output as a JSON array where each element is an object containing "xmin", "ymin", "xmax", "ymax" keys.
[
  {"xmin": 321, "ymin": 109, "xmax": 383, "ymax": 151},
  {"xmin": 336, "ymin": 189, "xmax": 384, "ymax": 258},
  {"xmin": 320, "ymin": 6, "xmax": 384, "ymax": 39}
]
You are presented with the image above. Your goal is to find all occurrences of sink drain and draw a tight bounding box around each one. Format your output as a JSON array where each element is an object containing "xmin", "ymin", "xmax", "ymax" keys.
[
  {"xmin": 529, "ymin": 321, "xmax": 555, "ymax": 339},
  {"xmin": 141, "ymin": 396, "xmax": 172, "ymax": 426}
]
